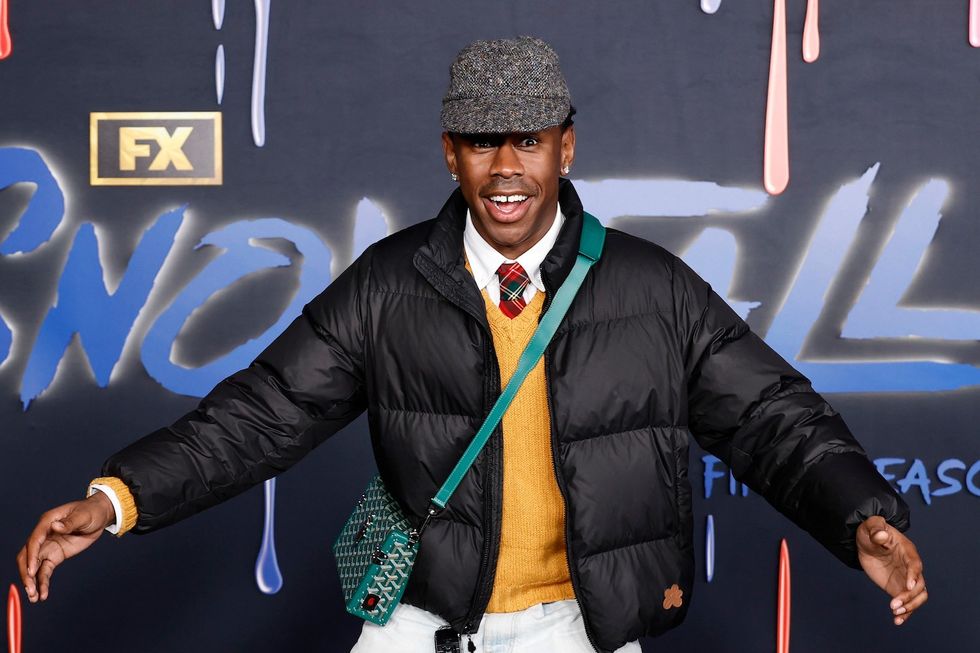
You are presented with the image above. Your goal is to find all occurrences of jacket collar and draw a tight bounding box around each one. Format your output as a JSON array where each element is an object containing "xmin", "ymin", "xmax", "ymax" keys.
[{"xmin": 413, "ymin": 178, "xmax": 586, "ymax": 329}]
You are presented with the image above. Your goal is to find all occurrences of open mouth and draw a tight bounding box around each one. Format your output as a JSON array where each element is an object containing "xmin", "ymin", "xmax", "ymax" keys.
[{"xmin": 483, "ymin": 193, "xmax": 532, "ymax": 221}]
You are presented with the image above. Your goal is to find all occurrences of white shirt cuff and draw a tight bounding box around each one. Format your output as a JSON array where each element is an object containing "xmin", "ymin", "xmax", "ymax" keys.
[{"xmin": 88, "ymin": 484, "xmax": 123, "ymax": 534}]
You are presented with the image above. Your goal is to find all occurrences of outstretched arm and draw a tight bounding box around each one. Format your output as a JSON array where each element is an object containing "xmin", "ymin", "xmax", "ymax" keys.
[
  {"xmin": 16, "ymin": 244, "xmax": 375, "ymax": 603},
  {"xmin": 672, "ymin": 253, "xmax": 922, "ymax": 623}
]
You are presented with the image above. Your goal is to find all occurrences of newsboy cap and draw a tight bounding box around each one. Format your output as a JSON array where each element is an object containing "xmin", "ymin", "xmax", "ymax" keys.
[{"xmin": 440, "ymin": 36, "xmax": 572, "ymax": 134}]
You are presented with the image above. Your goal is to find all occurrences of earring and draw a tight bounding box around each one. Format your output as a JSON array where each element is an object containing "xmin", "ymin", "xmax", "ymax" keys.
[
  {"xmin": 451, "ymin": 172, "xmax": 459, "ymax": 182},
  {"xmin": 561, "ymin": 164, "xmax": 570, "ymax": 175}
]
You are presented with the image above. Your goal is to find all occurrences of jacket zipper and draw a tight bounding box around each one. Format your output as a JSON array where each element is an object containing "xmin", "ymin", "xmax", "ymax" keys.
[
  {"xmin": 461, "ymin": 334, "xmax": 503, "ymax": 637},
  {"xmin": 413, "ymin": 253, "xmax": 505, "ymax": 638},
  {"xmin": 540, "ymin": 292, "xmax": 602, "ymax": 653}
]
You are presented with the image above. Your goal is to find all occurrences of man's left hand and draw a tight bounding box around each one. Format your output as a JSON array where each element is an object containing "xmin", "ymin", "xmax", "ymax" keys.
[{"xmin": 856, "ymin": 515, "xmax": 927, "ymax": 626}]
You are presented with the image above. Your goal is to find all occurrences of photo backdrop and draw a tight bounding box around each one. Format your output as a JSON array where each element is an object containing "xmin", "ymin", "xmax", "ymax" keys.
[{"xmin": 1, "ymin": 1, "xmax": 977, "ymax": 651}]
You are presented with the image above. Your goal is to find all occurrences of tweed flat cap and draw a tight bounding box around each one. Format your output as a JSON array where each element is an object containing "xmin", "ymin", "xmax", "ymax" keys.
[{"xmin": 441, "ymin": 36, "xmax": 571, "ymax": 134}]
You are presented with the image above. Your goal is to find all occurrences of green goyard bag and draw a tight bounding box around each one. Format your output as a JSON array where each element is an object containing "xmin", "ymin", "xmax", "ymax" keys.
[{"xmin": 332, "ymin": 212, "xmax": 606, "ymax": 626}]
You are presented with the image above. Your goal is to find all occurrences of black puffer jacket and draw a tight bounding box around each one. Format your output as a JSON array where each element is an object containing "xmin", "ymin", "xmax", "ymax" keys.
[{"xmin": 103, "ymin": 178, "xmax": 909, "ymax": 652}]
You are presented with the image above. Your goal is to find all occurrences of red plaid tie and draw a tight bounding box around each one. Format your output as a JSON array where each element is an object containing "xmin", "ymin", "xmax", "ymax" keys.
[{"xmin": 496, "ymin": 261, "xmax": 530, "ymax": 318}]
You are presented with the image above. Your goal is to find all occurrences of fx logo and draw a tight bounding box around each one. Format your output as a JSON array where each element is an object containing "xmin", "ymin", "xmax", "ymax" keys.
[{"xmin": 89, "ymin": 111, "xmax": 222, "ymax": 186}]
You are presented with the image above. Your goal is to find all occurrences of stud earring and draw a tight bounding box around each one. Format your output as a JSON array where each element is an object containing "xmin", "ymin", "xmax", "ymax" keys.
[
  {"xmin": 561, "ymin": 164, "xmax": 570, "ymax": 175},
  {"xmin": 450, "ymin": 172, "xmax": 459, "ymax": 182}
]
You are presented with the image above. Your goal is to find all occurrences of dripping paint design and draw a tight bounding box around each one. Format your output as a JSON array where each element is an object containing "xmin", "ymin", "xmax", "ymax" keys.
[
  {"xmin": 255, "ymin": 478, "xmax": 284, "ymax": 594},
  {"xmin": 0, "ymin": 0, "xmax": 11, "ymax": 60},
  {"xmin": 6, "ymin": 584, "xmax": 21, "ymax": 653},
  {"xmin": 252, "ymin": 0, "xmax": 271, "ymax": 147},
  {"xmin": 216, "ymin": 44, "xmax": 225, "ymax": 105},
  {"xmin": 971, "ymin": 0, "xmax": 980, "ymax": 47},
  {"xmin": 777, "ymin": 539, "xmax": 791, "ymax": 653},
  {"xmin": 803, "ymin": 0, "xmax": 820, "ymax": 63},
  {"xmin": 706, "ymin": 514, "xmax": 716, "ymax": 582},
  {"xmin": 700, "ymin": 0, "xmax": 723, "ymax": 15},
  {"xmin": 764, "ymin": 0, "xmax": 790, "ymax": 195},
  {"xmin": 212, "ymin": 0, "xmax": 225, "ymax": 31}
]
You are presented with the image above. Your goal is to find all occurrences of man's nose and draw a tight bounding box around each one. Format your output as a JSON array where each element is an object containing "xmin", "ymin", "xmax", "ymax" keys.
[{"xmin": 490, "ymin": 143, "xmax": 523, "ymax": 178}]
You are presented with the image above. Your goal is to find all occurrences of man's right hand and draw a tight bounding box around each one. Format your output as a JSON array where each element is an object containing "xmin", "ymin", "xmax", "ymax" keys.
[{"xmin": 16, "ymin": 492, "xmax": 115, "ymax": 603}]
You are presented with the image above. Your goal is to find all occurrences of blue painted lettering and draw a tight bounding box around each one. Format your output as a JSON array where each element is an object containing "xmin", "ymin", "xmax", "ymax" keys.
[
  {"xmin": 895, "ymin": 459, "xmax": 932, "ymax": 506},
  {"xmin": 933, "ymin": 459, "xmax": 966, "ymax": 497},
  {"xmin": 20, "ymin": 210, "xmax": 182, "ymax": 407}
]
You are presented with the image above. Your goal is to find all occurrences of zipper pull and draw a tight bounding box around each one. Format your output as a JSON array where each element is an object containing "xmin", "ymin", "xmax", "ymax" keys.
[{"xmin": 461, "ymin": 621, "xmax": 477, "ymax": 652}]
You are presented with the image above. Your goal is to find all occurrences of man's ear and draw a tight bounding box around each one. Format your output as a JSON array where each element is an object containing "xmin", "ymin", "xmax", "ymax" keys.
[
  {"xmin": 560, "ymin": 124, "xmax": 576, "ymax": 172},
  {"xmin": 441, "ymin": 132, "xmax": 458, "ymax": 176}
]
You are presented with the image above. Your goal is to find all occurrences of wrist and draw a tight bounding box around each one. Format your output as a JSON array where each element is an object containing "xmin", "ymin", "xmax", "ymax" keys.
[{"xmin": 87, "ymin": 490, "xmax": 115, "ymax": 529}]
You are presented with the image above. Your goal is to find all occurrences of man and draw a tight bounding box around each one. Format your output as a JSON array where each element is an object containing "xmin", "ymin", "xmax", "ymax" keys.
[{"xmin": 18, "ymin": 37, "xmax": 926, "ymax": 653}]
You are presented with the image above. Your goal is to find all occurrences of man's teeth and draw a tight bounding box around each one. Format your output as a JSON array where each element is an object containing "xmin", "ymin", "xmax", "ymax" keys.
[{"xmin": 490, "ymin": 195, "xmax": 528, "ymax": 203}]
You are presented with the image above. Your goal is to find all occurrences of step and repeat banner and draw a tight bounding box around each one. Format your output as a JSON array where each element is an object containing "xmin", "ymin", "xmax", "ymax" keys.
[{"xmin": 1, "ymin": 1, "xmax": 977, "ymax": 651}]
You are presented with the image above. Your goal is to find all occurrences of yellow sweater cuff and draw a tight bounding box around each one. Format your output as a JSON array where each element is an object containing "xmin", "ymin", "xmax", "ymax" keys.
[{"xmin": 87, "ymin": 476, "xmax": 138, "ymax": 537}]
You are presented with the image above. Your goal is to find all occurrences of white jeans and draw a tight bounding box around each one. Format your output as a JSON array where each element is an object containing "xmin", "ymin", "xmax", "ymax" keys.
[{"xmin": 350, "ymin": 599, "xmax": 642, "ymax": 653}]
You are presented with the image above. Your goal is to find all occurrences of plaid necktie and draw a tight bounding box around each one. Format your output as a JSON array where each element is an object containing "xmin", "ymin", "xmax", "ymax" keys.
[{"xmin": 496, "ymin": 261, "xmax": 530, "ymax": 318}]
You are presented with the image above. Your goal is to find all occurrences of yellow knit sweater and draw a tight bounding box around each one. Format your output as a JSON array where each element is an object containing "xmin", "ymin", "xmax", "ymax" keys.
[{"xmin": 471, "ymin": 266, "xmax": 575, "ymax": 612}]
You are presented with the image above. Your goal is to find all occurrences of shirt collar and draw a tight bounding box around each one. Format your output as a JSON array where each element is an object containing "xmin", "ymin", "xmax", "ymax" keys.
[{"xmin": 463, "ymin": 203, "xmax": 565, "ymax": 292}]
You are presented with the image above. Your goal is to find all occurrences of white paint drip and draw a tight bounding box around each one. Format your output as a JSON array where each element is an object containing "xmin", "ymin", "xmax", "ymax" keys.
[
  {"xmin": 215, "ymin": 44, "xmax": 225, "ymax": 105},
  {"xmin": 212, "ymin": 0, "xmax": 225, "ymax": 30},
  {"xmin": 251, "ymin": 0, "xmax": 271, "ymax": 147},
  {"xmin": 971, "ymin": 0, "xmax": 980, "ymax": 47},
  {"xmin": 700, "ymin": 0, "xmax": 723, "ymax": 14}
]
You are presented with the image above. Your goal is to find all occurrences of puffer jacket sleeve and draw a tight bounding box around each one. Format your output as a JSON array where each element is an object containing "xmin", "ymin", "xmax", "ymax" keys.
[
  {"xmin": 671, "ymin": 254, "xmax": 910, "ymax": 568},
  {"xmin": 100, "ymin": 244, "xmax": 374, "ymax": 534}
]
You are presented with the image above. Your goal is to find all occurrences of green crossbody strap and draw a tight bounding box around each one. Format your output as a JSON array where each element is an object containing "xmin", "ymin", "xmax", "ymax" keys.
[{"xmin": 430, "ymin": 211, "xmax": 605, "ymax": 511}]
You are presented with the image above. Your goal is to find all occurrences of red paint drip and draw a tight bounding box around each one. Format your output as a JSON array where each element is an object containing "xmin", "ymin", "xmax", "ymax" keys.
[
  {"xmin": 6, "ymin": 584, "xmax": 22, "ymax": 653},
  {"xmin": 803, "ymin": 0, "xmax": 820, "ymax": 63},
  {"xmin": 0, "ymin": 0, "xmax": 11, "ymax": 60},
  {"xmin": 764, "ymin": 0, "xmax": 790, "ymax": 195},
  {"xmin": 777, "ymin": 539, "xmax": 791, "ymax": 653}
]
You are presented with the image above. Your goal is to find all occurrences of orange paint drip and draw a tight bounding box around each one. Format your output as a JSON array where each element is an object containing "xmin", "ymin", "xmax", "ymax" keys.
[
  {"xmin": 6, "ymin": 584, "xmax": 22, "ymax": 653},
  {"xmin": 764, "ymin": 0, "xmax": 790, "ymax": 195},
  {"xmin": 971, "ymin": 0, "xmax": 980, "ymax": 47},
  {"xmin": 803, "ymin": 0, "xmax": 820, "ymax": 62},
  {"xmin": 0, "ymin": 0, "xmax": 12, "ymax": 60},
  {"xmin": 777, "ymin": 539, "xmax": 791, "ymax": 653}
]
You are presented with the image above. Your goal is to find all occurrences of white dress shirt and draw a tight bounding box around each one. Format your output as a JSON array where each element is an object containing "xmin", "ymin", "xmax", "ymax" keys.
[
  {"xmin": 92, "ymin": 203, "xmax": 566, "ymax": 533},
  {"xmin": 463, "ymin": 204, "xmax": 565, "ymax": 305}
]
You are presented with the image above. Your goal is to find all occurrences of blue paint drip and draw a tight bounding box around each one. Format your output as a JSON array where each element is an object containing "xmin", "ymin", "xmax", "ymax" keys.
[
  {"xmin": 0, "ymin": 147, "xmax": 65, "ymax": 255},
  {"xmin": 20, "ymin": 208, "xmax": 183, "ymax": 408},
  {"xmin": 706, "ymin": 514, "xmax": 716, "ymax": 583},
  {"xmin": 255, "ymin": 478, "xmax": 283, "ymax": 594}
]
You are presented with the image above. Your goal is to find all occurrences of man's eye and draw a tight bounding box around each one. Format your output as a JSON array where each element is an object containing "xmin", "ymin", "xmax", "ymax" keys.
[
  {"xmin": 520, "ymin": 138, "xmax": 539, "ymax": 147},
  {"xmin": 473, "ymin": 141, "xmax": 493, "ymax": 149}
]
